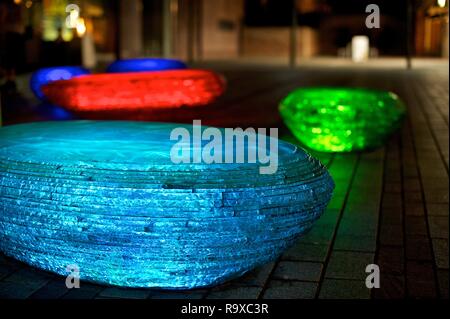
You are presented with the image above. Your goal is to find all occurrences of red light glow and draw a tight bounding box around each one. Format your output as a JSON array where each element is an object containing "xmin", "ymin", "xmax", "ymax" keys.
[{"xmin": 41, "ymin": 70, "xmax": 226, "ymax": 111}]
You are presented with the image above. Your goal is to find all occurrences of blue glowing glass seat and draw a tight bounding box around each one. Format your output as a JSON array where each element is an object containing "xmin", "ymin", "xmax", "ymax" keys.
[
  {"xmin": 30, "ymin": 66, "xmax": 90, "ymax": 101},
  {"xmin": 0, "ymin": 121, "xmax": 334, "ymax": 289},
  {"xmin": 106, "ymin": 58, "xmax": 187, "ymax": 73}
]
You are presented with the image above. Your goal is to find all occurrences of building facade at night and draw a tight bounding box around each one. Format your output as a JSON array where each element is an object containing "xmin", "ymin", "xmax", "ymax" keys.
[
  {"xmin": 415, "ymin": 0, "xmax": 449, "ymax": 56},
  {"xmin": 1, "ymin": 0, "xmax": 448, "ymax": 71}
]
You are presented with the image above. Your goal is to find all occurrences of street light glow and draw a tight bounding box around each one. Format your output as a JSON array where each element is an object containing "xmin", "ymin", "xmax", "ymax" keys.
[{"xmin": 76, "ymin": 18, "xmax": 87, "ymax": 37}]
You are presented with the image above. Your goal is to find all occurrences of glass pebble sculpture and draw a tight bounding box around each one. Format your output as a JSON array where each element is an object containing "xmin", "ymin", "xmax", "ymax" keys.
[
  {"xmin": 41, "ymin": 70, "xmax": 225, "ymax": 111},
  {"xmin": 30, "ymin": 66, "xmax": 90, "ymax": 101},
  {"xmin": 0, "ymin": 121, "xmax": 334, "ymax": 289},
  {"xmin": 279, "ymin": 87, "xmax": 406, "ymax": 152},
  {"xmin": 106, "ymin": 58, "xmax": 187, "ymax": 73}
]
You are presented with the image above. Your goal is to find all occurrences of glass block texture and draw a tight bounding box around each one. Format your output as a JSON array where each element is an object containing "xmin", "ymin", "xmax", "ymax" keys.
[
  {"xmin": 279, "ymin": 87, "xmax": 406, "ymax": 152},
  {"xmin": 0, "ymin": 121, "xmax": 334, "ymax": 289}
]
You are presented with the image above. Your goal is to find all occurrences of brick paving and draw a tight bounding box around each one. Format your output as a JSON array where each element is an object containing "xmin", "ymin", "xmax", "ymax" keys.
[{"xmin": 0, "ymin": 60, "xmax": 448, "ymax": 299}]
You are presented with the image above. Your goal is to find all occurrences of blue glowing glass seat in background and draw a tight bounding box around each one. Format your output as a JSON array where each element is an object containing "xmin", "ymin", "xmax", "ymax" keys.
[
  {"xmin": 106, "ymin": 58, "xmax": 187, "ymax": 73},
  {"xmin": 30, "ymin": 66, "xmax": 90, "ymax": 101},
  {"xmin": 0, "ymin": 121, "xmax": 334, "ymax": 289}
]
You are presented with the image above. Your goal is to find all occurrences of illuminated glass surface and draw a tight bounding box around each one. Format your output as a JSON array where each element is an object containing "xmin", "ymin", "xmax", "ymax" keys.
[
  {"xmin": 107, "ymin": 58, "xmax": 187, "ymax": 73},
  {"xmin": 30, "ymin": 66, "xmax": 90, "ymax": 101},
  {"xmin": 0, "ymin": 121, "xmax": 334, "ymax": 289},
  {"xmin": 42, "ymin": 70, "xmax": 226, "ymax": 111},
  {"xmin": 279, "ymin": 87, "xmax": 406, "ymax": 152}
]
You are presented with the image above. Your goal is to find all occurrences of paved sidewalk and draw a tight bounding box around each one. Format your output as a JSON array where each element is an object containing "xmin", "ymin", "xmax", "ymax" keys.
[{"xmin": 0, "ymin": 61, "xmax": 448, "ymax": 299}]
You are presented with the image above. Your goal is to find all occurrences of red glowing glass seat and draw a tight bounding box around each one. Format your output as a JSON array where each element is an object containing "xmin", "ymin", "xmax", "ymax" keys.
[{"xmin": 41, "ymin": 69, "xmax": 225, "ymax": 111}]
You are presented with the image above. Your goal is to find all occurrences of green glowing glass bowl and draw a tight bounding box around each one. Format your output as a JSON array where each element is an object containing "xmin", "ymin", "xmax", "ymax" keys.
[{"xmin": 279, "ymin": 87, "xmax": 406, "ymax": 152}]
